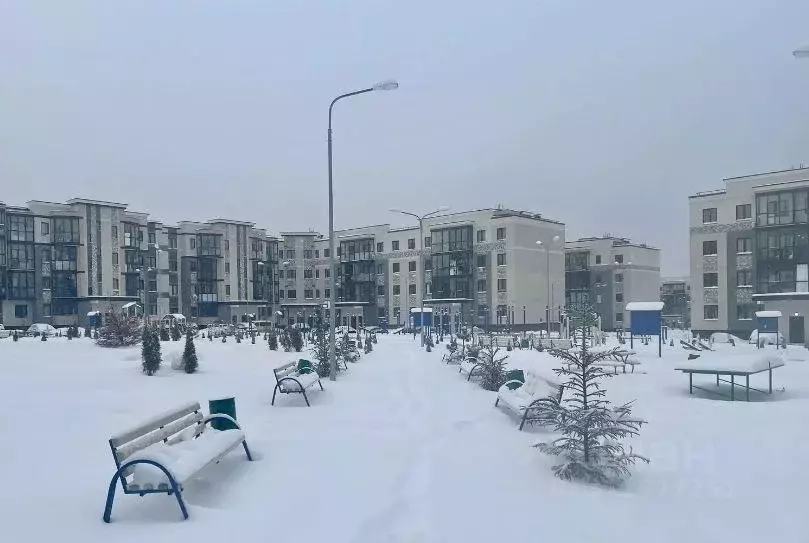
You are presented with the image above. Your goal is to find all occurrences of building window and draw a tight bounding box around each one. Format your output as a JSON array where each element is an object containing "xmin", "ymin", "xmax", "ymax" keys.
[
  {"xmin": 703, "ymin": 273, "xmax": 719, "ymax": 287},
  {"xmin": 170, "ymin": 284, "xmax": 178, "ymax": 296},
  {"xmin": 112, "ymin": 278, "xmax": 119, "ymax": 290},
  {"xmin": 148, "ymin": 232, "xmax": 156, "ymax": 245},
  {"xmin": 225, "ymin": 262, "xmax": 230, "ymax": 273},
  {"xmin": 737, "ymin": 304, "xmax": 754, "ymax": 320},
  {"xmin": 392, "ymin": 240, "xmax": 400, "ymax": 251},
  {"xmin": 278, "ymin": 269, "xmax": 284, "ymax": 279},
  {"xmin": 615, "ymin": 273, "xmax": 623, "ymax": 283},
  {"xmin": 497, "ymin": 253, "xmax": 506, "ymax": 266},
  {"xmin": 393, "ymin": 285, "xmax": 401, "ymax": 295},
  {"xmin": 287, "ymin": 290, "xmax": 297, "ymax": 299},
  {"xmin": 315, "ymin": 269, "xmax": 320, "ymax": 278},
  {"xmin": 324, "ymin": 248, "xmax": 330, "ymax": 258},
  {"xmin": 424, "ymin": 237, "xmax": 431, "ymax": 248},
  {"xmin": 168, "ymin": 234, "xmax": 177, "ymax": 248},
  {"xmin": 702, "ymin": 207, "xmax": 718, "ymax": 223},
  {"xmin": 476, "ymin": 254, "xmax": 486, "ymax": 268},
  {"xmin": 316, "ymin": 289, "xmax": 321, "ymax": 298},
  {"xmin": 304, "ymin": 250, "xmax": 313, "ymax": 259},
  {"xmin": 304, "ymin": 269, "xmax": 313, "ymax": 279},
  {"xmin": 496, "ymin": 227, "xmax": 506, "ymax": 240},
  {"xmin": 477, "ymin": 279, "xmax": 486, "ymax": 292},
  {"xmin": 325, "ymin": 269, "xmax": 330, "ymax": 278},
  {"xmin": 408, "ymin": 261, "xmax": 417, "ymax": 272},
  {"xmin": 41, "ymin": 221, "xmax": 49, "ymax": 235},
  {"xmin": 190, "ymin": 259, "xmax": 198, "ymax": 272},
  {"xmin": 476, "ymin": 230, "xmax": 486, "ymax": 242},
  {"xmin": 614, "ymin": 254, "xmax": 624, "ymax": 264},
  {"xmin": 615, "ymin": 312, "xmax": 623, "ymax": 322},
  {"xmin": 315, "ymin": 250, "xmax": 320, "ymax": 258},
  {"xmin": 190, "ymin": 238, "xmax": 196, "ymax": 249},
  {"xmin": 424, "ymin": 258, "xmax": 432, "ymax": 271},
  {"xmin": 736, "ymin": 237, "xmax": 752, "ymax": 253},
  {"xmin": 222, "ymin": 240, "xmax": 228, "ymax": 251},
  {"xmin": 736, "ymin": 204, "xmax": 752, "ymax": 220},
  {"xmin": 279, "ymin": 290, "xmax": 284, "ymax": 299},
  {"xmin": 377, "ymin": 242, "xmax": 384, "ymax": 252},
  {"xmin": 377, "ymin": 285, "xmax": 385, "ymax": 296},
  {"xmin": 702, "ymin": 240, "xmax": 718, "ymax": 255},
  {"xmin": 497, "ymin": 278, "xmax": 507, "ymax": 291},
  {"xmin": 407, "ymin": 238, "xmax": 415, "ymax": 250},
  {"xmin": 615, "ymin": 293, "xmax": 624, "ymax": 303},
  {"xmin": 393, "ymin": 262, "xmax": 400, "ymax": 273},
  {"xmin": 408, "ymin": 284, "xmax": 416, "ymax": 295},
  {"xmin": 112, "ymin": 252, "xmax": 119, "ymax": 266},
  {"xmin": 149, "ymin": 304, "xmax": 157, "ymax": 316},
  {"xmin": 148, "ymin": 256, "xmax": 156, "ymax": 268},
  {"xmin": 225, "ymin": 285, "xmax": 231, "ymax": 295},
  {"xmin": 287, "ymin": 250, "xmax": 296, "ymax": 259},
  {"xmin": 112, "ymin": 225, "xmax": 118, "ymax": 239},
  {"xmin": 325, "ymin": 288, "xmax": 330, "ymax": 298},
  {"xmin": 704, "ymin": 305, "xmax": 719, "ymax": 320},
  {"xmin": 148, "ymin": 280, "xmax": 157, "ymax": 292},
  {"xmin": 304, "ymin": 289, "xmax": 313, "ymax": 299},
  {"xmin": 595, "ymin": 255, "xmax": 601, "ymax": 264},
  {"xmin": 169, "ymin": 259, "xmax": 177, "ymax": 272},
  {"xmin": 737, "ymin": 270, "xmax": 753, "ymax": 286},
  {"xmin": 287, "ymin": 269, "xmax": 297, "ymax": 279},
  {"xmin": 15, "ymin": 304, "xmax": 28, "ymax": 318}
]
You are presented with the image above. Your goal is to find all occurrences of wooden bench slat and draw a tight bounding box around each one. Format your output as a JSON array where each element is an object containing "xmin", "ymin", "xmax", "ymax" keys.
[
  {"xmin": 116, "ymin": 412, "xmax": 204, "ymax": 461},
  {"xmin": 110, "ymin": 402, "xmax": 201, "ymax": 447}
]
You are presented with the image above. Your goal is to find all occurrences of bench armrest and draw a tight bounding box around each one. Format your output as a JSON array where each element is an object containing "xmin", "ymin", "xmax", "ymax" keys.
[{"xmin": 202, "ymin": 413, "xmax": 244, "ymax": 432}]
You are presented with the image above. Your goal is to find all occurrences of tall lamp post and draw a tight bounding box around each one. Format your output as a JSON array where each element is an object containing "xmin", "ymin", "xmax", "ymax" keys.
[
  {"xmin": 390, "ymin": 206, "xmax": 450, "ymax": 346},
  {"xmin": 327, "ymin": 79, "xmax": 398, "ymax": 381},
  {"xmin": 536, "ymin": 236, "xmax": 561, "ymax": 337}
]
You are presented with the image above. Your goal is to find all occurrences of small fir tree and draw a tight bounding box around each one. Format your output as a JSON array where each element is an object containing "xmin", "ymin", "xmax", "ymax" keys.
[
  {"xmin": 141, "ymin": 325, "xmax": 162, "ymax": 376},
  {"xmin": 251, "ymin": 333, "xmax": 256, "ymax": 344},
  {"xmin": 268, "ymin": 330, "xmax": 279, "ymax": 350},
  {"xmin": 209, "ymin": 332, "xmax": 213, "ymax": 342},
  {"xmin": 96, "ymin": 311, "xmax": 142, "ymax": 348},
  {"xmin": 222, "ymin": 334, "xmax": 227, "ymax": 343},
  {"xmin": 236, "ymin": 333, "xmax": 242, "ymax": 343},
  {"xmin": 479, "ymin": 345, "xmax": 508, "ymax": 391},
  {"xmin": 84, "ymin": 326, "xmax": 91, "ymax": 338},
  {"xmin": 41, "ymin": 332, "xmax": 47, "ymax": 341},
  {"xmin": 280, "ymin": 330, "xmax": 291, "ymax": 352},
  {"xmin": 182, "ymin": 329, "xmax": 198, "ymax": 374},
  {"xmin": 13, "ymin": 331, "xmax": 18, "ymax": 342},
  {"xmin": 159, "ymin": 326, "xmax": 170, "ymax": 342},
  {"xmin": 536, "ymin": 305, "xmax": 648, "ymax": 488},
  {"xmin": 311, "ymin": 322, "xmax": 331, "ymax": 377},
  {"xmin": 171, "ymin": 324, "xmax": 182, "ymax": 342},
  {"xmin": 290, "ymin": 328, "xmax": 303, "ymax": 352},
  {"xmin": 425, "ymin": 334, "xmax": 434, "ymax": 352}
]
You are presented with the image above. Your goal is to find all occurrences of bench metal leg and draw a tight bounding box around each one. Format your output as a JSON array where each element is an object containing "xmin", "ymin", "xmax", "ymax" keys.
[
  {"xmin": 746, "ymin": 375, "xmax": 750, "ymax": 402},
  {"xmin": 518, "ymin": 409, "xmax": 529, "ymax": 431},
  {"xmin": 302, "ymin": 390, "xmax": 311, "ymax": 407},
  {"xmin": 242, "ymin": 440, "xmax": 254, "ymax": 461},
  {"xmin": 103, "ymin": 459, "xmax": 188, "ymax": 523},
  {"xmin": 716, "ymin": 374, "xmax": 719, "ymax": 387},
  {"xmin": 769, "ymin": 368, "xmax": 773, "ymax": 394},
  {"xmin": 271, "ymin": 384, "xmax": 280, "ymax": 406},
  {"xmin": 689, "ymin": 372, "xmax": 693, "ymax": 394},
  {"xmin": 318, "ymin": 380, "xmax": 324, "ymax": 391},
  {"xmin": 495, "ymin": 397, "xmax": 500, "ymax": 407},
  {"xmin": 731, "ymin": 375, "xmax": 735, "ymax": 401}
]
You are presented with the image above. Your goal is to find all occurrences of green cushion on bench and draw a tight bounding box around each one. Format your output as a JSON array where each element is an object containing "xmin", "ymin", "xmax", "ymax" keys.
[
  {"xmin": 297, "ymin": 359, "xmax": 315, "ymax": 374},
  {"xmin": 504, "ymin": 369, "xmax": 525, "ymax": 389}
]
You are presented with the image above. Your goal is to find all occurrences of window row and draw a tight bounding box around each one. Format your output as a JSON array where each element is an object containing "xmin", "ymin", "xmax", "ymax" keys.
[{"xmin": 701, "ymin": 237, "xmax": 752, "ymax": 255}]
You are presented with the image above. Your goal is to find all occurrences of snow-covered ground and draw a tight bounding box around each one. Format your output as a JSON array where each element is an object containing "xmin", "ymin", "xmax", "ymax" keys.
[{"xmin": 0, "ymin": 334, "xmax": 806, "ymax": 542}]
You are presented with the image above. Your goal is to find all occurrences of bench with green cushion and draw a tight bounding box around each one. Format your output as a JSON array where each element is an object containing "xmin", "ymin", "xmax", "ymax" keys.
[
  {"xmin": 272, "ymin": 360, "xmax": 324, "ymax": 407},
  {"xmin": 495, "ymin": 369, "xmax": 563, "ymax": 430}
]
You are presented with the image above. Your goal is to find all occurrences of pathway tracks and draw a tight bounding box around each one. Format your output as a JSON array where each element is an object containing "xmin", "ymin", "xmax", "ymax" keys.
[{"xmin": 349, "ymin": 340, "xmax": 483, "ymax": 543}]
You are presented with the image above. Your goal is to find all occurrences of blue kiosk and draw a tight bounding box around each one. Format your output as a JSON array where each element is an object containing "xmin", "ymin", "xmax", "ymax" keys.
[
  {"xmin": 754, "ymin": 310, "xmax": 781, "ymax": 349},
  {"xmin": 625, "ymin": 302, "xmax": 664, "ymax": 358}
]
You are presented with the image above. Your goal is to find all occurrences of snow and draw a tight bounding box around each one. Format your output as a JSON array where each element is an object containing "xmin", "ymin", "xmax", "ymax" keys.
[
  {"xmin": 0, "ymin": 334, "xmax": 808, "ymax": 541},
  {"xmin": 674, "ymin": 352, "xmax": 785, "ymax": 373},
  {"xmin": 625, "ymin": 302, "xmax": 665, "ymax": 311},
  {"xmin": 121, "ymin": 301, "xmax": 138, "ymax": 309},
  {"xmin": 410, "ymin": 307, "xmax": 433, "ymax": 313},
  {"xmin": 755, "ymin": 310, "xmax": 782, "ymax": 318}
]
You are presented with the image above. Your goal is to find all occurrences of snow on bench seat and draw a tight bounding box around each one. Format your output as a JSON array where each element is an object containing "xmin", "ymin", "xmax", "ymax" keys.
[
  {"xmin": 130, "ymin": 428, "xmax": 246, "ymax": 489},
  {"xmin": 496, "ymin": 370, "xmax": 564, "ymax": 430},
  {"xmin": 272, "ymin": 360, "xmax": 324, "ymax": 407},
  {"xmin": 279, "ymin": 370, "xmax": 320, "ymax": 392},
  {"xmin": 459, "ymin": 357, "xmax": 484, "ymax": 381}
]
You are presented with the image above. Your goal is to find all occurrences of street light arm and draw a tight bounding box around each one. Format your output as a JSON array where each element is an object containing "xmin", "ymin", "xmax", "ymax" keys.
[
  {"xmin": 390, "ymin": 209, "xmax": 422, "ymax": 221},
  {"xmin": 329, "ymin": 88, "xmax": 375, "ymax": 130}
]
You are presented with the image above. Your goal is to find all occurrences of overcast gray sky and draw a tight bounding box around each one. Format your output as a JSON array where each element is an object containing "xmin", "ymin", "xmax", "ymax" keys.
[{"xmin": 1, "ymin": 1, "xmax": 807, "ymax": 275}]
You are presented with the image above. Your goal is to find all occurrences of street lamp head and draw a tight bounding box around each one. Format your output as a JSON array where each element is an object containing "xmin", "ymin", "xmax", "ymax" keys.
[
  {"xmin": 552, "ymin": 235, "xmax": 561, "ymax": 242},
  {"xmin": 535, "ymin": 240, "xmax": 543, "ymax": 246},
  {"xmin": 373, "ymin": 79, "xmax": 399, "ymax": 91},
  {"xmin": 794, "ymin": 47, "xmax": 809, "ymax": 58}
]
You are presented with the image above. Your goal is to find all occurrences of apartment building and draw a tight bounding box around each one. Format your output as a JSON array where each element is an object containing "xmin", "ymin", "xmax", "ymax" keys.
[
  {"xmin": 564, "ymin": 236, "xmax": 661, "ymax": 331},
  {"xmin": 0, "ymin": 198, "xmax": 280, "ymax": 329},
  {"xmin": 689, "ymin": 166, "xmax": 809, "ymax": 340},
  {"xmin": 660, "ymin": 276, "xmax": 691, "ymax": 329},
  {"xmin": 276, "ymin": 208, "xmax": 566, "ymax": 331}
]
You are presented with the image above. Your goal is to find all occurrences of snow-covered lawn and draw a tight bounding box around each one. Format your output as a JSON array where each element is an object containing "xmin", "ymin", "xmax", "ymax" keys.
[{"xmin": 0, "ymin": 334, "xmax": 806, "ymax": 542}]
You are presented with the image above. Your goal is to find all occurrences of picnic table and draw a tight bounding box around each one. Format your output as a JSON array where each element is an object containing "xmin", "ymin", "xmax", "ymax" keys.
[{"xmin": 674, "ymin": 353, "xmax": 785, "ymax": 401}]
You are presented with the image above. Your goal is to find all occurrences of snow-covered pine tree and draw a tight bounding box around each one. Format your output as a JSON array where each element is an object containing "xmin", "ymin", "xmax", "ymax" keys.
[
  {"xmin": 84, "ymin": 326, "xmax": 91, "ymax": 338},
  {"xmin": 171, "ymin": 324, "xmax": 182, "ymax": 342},
  {"xmin": 479, "ymin": 344, "xmax": 508, "ymax": 391},
  {"xmin": 159, "ymin": 326, "xmax": 170, "ymax": 342},
  {"xmin": 182, "ymin": 329, "xmax": 198, "ymax": 374},
  {"xmin": 311, "ymin": 321, "xmax": 331, "ymax": 377},
  {"xmin": 268, "ymin": 330, "xmax": 279, "ymax": 350},
  {"xmin": 536, "ymin": 304, "xmax": 648, "ymax": 487},
  {"xmin": 141, "ymin": 325, "xmax": 161, "ymax": 376},
  {"xmin": 96, "ymin": 312, "xmax": 142, "ymax": 348},
  {"xmin": 280, "ymin": 330, "xmax": 291, "ymax": 352},
  {"xmin": 290, "ymin": 328, "xmax": 303, "ymax": 352}
]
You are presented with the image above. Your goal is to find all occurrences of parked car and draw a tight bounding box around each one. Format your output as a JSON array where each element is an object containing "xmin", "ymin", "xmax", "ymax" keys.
[
  {"xmin": 0, "ymin": 325, "xmax": 11, "ymax": 339},
  {"xmin": 27, "ymin": 323, "xmax": 58, "ymax": 337}
]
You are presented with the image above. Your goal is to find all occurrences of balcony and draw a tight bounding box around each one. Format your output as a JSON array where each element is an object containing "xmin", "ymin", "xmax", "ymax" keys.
[{"xmin": 53, "ymin": 233, "xmax": 80, "ymax": 244}]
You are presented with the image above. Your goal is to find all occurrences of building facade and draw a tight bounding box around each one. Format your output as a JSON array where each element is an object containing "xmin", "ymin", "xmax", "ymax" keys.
[
  {"xmin": 0, "ymin": 198, "xmax": 280, "ymax": 329},
  {"xmin": 276, "ymin": 209, "xmax": 566, "ymax": 332},
  {"xmin": 660, "ymin": 276, "xmax": 691, "ymax": 329},
  {"xmin": 689, "ymin": 166, "xmax": 809, "ymax": 341},
  {"xmin": 564, "ymin": 236, "xmax": 661, "ymax": 331}
]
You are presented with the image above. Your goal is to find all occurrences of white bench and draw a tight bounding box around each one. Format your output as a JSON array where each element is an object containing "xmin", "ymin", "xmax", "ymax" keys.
[
  {"xmin": 495, "ymin": 369, "xmax": 564, "ymax": 430},
  {"xmin": 272, "ymin": 359, "xmax": 324, "ymax": 407},
  {"xmin": 103, "ymin": 401, "xmax": 252, "ymax": 522},
  {"xmin": 458, "ymin": 356, "xmax": 485, "ymax": 381}
]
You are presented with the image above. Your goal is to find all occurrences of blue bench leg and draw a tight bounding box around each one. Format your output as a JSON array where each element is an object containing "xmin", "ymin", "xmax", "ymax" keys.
[
  {"xmin": 302, "ymin": 390, "xmax": 311, "ymax": 407},
  {"xmin": 242, "ymin": 440, "xmax": 254, "ymax": 461},
  {"xmin": 271, "ymin": 384, "xmax": 280, "ymax": 406},
  {"xmin": 103, "ymin": 459, "xmax": 188, "ymax": 523},
  {"xmin": 519, "ymin": 410, "xmax": 529, "ymax": 431}
]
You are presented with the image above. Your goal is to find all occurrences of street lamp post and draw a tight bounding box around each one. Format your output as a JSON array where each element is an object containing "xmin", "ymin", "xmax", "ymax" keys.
[
  {"xmin": 390, "ymin": 206, "xmax": 449, "ymax": 346},
  {"xmin": 327, "ymin": 79, "xmax": 398, "ymax": 381},
  {"xmin": 536, "ymin": 236, "xmax": 560, "ymax": 337}
]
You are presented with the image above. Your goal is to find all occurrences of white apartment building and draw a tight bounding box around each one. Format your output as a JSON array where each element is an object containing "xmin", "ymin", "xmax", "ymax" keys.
[
  {"xmin": 565, "ymin": 236, "xmax": 661, "ymax": 331},
  {"xmin": 689, "ymin": 166, "xmax": 809, "ymax": 341}
]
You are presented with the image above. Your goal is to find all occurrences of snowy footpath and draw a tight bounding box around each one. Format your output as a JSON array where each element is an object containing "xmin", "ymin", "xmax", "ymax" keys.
[{"xmin": 0, "ymin": 334, "xmax": 806, "ymax": 542}]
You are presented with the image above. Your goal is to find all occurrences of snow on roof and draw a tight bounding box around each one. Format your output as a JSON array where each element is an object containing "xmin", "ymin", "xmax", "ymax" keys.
[
  {"xmin": 87, "ymin": 311, "xmax": 101, "ymax": 316},
  {"xmin": 169, "ymin": 313, "xmax": 186, "ymax": 320},
  {"xmin": 756, "ymin": 311, "xmax": 782, "ymax": 318},
  {"xmin": 625, "ymin": 302, "xmax": 664, "ymax": 311},
  {"xmin": 410, "ymin": 307, "xmax": 434, "ymax": 313}
]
